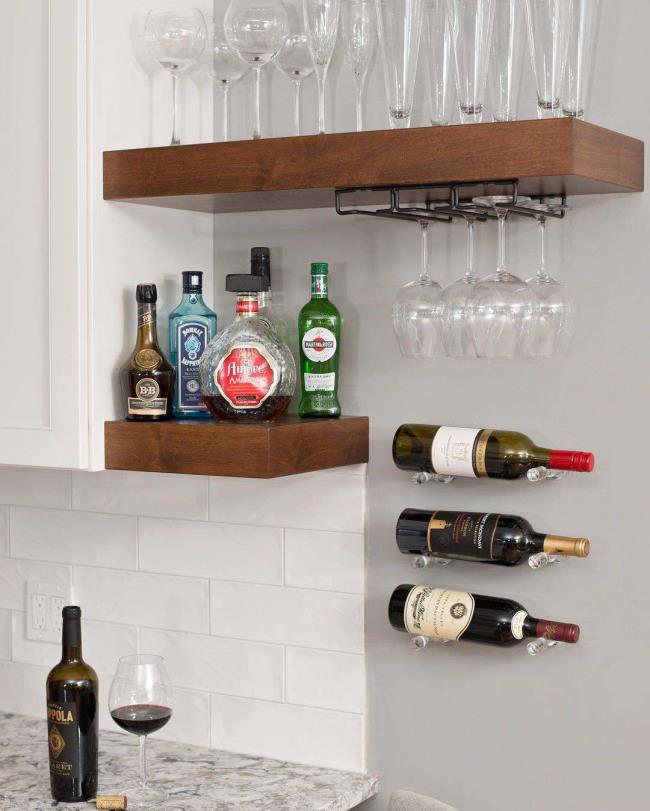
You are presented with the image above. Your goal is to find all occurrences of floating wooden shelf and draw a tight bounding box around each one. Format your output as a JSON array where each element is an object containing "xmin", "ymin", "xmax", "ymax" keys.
[
  {"xmin": 104, "ymin": 416, "xmax": 369, "ymax": 478},
  {"xmin": 103, "ymin": 119, "xmax": 643, "ymax": 214}
]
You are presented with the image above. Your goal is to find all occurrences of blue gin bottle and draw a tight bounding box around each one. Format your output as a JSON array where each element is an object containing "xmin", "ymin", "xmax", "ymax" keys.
[{"xmin": 169, "ymin": 272, "xmax": 218, "ymax": 419}]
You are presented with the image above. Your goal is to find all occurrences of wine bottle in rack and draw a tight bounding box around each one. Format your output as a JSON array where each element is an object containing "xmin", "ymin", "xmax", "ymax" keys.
[
  {"xmin": 397, "ymin": 508, "xmax": 590, "ymax": 566},
  {"xmin": 393, "ymin": 424, "xmax": 595, "ymax": 480},
  {"xmin": 389, "ymin": 584, "xmax": 580, "ymax": 648}
]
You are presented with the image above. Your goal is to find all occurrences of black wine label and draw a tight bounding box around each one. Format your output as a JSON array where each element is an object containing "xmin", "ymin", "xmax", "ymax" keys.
[
  {"xmin": 48, "ymin": 701, "xmax": 80, "ymax": 779},
  {"xmin": 427, "ymin": 511, "xmax": 499, "ymax": 560}
]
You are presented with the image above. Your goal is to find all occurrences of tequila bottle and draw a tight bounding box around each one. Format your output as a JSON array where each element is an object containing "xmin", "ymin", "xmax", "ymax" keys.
[{"xmin": 169, "ymin": 271, "xmax": 217, "ymax": 419}]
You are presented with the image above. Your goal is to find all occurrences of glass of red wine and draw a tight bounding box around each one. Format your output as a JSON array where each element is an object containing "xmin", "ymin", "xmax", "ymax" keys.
[{"xmin": 108, "ymin": 654, "xmax": 173, "ymax": 809}]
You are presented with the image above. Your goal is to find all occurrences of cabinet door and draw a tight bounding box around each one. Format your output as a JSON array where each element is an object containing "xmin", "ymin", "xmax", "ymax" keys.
[{"xmin": 0, "ymin": 0, "xmax": 87, "ymax": 467}]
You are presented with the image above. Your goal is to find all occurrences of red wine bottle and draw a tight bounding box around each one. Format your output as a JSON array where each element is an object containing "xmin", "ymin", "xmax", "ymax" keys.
[
  {"xmin": 389, "ymin": 584, "xmax": 580, "ymax": 647},
  {"xmin": 392, "ymin": 424, "xmax": 594, "ymax": 479},
  {"xmin": 396, "ymin": 508, "xmax": 590, "ymax": 566}
]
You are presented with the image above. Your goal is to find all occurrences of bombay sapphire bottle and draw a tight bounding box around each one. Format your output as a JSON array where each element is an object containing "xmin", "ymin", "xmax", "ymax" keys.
[{"xmin": 169, "ymin": 272, "xmax": 218, "ymax": 419}]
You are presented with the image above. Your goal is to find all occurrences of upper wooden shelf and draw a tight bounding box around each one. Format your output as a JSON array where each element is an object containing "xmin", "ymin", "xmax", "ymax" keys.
[{"xmin": 103, "ymin": 119, "xmax": 643, "ymax": 214}]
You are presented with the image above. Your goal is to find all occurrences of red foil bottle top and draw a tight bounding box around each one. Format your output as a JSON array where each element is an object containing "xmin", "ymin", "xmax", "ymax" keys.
[
  {"xmin": 548, "ymin": 450, "xmax": 595, "ymax": 472},
  {"xmin": 536, "ymin": 620, "xmax": 581, "ymax": 644}
]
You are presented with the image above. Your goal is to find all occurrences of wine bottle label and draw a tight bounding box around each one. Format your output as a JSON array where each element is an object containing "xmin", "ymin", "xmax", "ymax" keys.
[
  {"xmin": 404, "ymin": 586, "xmax": 475, "ymax": 641},
  {"xmin": 302, "ymin": 327, "xmax": 337, "ymax": 362},
  {"xmin": 134, "ymin": 348, "xmax": 161, "ymax": 371},
  {"xmin": 177, "ymin": 322, "xmax": 209, "ymax": 410},
  {"xmin": 511, "ymin": 610, "xmax": 528, "ymax": 640},
  {"xmin": 427, "ymin": 511, "xmax": 499, "ymax": 560},
  {"xmin": 215, "ymin": 343, "xmax": 279, "ymax": 409},
  {"xmin": 303, "ymin": 372, "xmax": 336, "ymax": 392},
  {"xmin": 128, "ymin": 378, "xmax": 167, "ymax": 416},
  {"xmin": 48, "ymin": 701, "xmax": 80, "ymax": 779},
  {"xmin": 431, "ymin": 426, "xmax": 491, "ymax": 477}
]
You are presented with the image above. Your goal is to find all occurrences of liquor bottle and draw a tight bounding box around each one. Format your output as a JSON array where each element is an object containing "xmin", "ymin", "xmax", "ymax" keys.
[
  {"xmin": 393, "ymin": 424, "xmax": 594, "ymax": 479},
  {"xmin": 298, "ymin": 262, "xmax": 341, "ymax": 418},
  {"xmin": 397, "ymin": 508, "xmax": 590, "ymax": 565},
  {"xmin": 168, "ymin": 271, "xmax": 217, "ymax": 419},
  {"xmin": 121, "ymin": 284, "xmax": 175, "ymax": 421},
  {"xmin": 46, "ymin": 606, "xmax": 98, "ymax": 802},
  {"xmin": 199, "ymin": 271, "xmax": 296, "ymax": 421},
  {"xmin": 389, "ymin": 584, "xmax": 580, "ymax": 647}
]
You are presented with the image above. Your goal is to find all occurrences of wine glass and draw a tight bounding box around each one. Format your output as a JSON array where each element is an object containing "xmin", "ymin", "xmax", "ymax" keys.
[
  {"xmin": 376, "ymin": 0, "xmax": 424, "ymax": 129},
  {"xmin": 561, "ymin": 0, "xmax": 602, "ymax": 119},
  {"xmin": 520, "ymin": 201, "xmax": 575, "ymax": 357},
  {"xmin": 276, "ymin": 34, "xmax": 315, "ymax": 135},
  {"xmin": 340, "ymin": 0, "xmax": 376, "ymax": 132},
  {"xmin": 145, "ymin": 9, "xmax": 207, "ymax": 146},
  {"xmin": 450, "ymin": 0, "xmax": 495, "ymax": 124},
  {"xmin": 525, "ymin": 0, "xmax": 569, "ymax": 119},
  {"xmin": 224, "ymin": 0, "xmax": 290, "ymax": 140},
  {"xmin": 423, "ymin": 0, "xmax": 454, "ymax": 126},
  {"xmin": 392, "ymin": 221, "xmax": 443, "ymax": 357},
  {"xmin": 303, "ymin": 0, "xmax": 341, "ymax": 135},
  {"xmin": 489, "ymin": 0, "xmax": 525, "ymax": 122},
  {"xmin": 439, "ymin": 216, "xmax": 478, "ymax": 356},
  {"xmin": 469, "ymin": 196, "xmax": 540, "ymax": 358},
  {"xmin": 203, "ymin": 24, "xmax": 250, "ymax": 141},
  {"xmin": 108, "ymin": 654, "xmax": 173, "ymax": 809}
]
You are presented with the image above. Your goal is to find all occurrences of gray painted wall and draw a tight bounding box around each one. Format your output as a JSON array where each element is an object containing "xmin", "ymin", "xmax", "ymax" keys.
[{"xmin": 213, "ymin": 1, "xmax": 648, "ymax": 808}]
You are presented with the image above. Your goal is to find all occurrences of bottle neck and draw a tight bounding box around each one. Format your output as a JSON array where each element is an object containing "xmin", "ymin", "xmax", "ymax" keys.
[
  {"xmin": 235, "ymin": 293, "xmax": 260, "ymax": 319},
  {"xmin": 62, "ymin": 617, "xmax": 83, "ymax": 662},
  {"xmin": 181, "ymin": 290, "xmax": 204, "ymax": 306},
  {"xmin": 523, "ymin": 616, "xmax": 580, "ymax": 644},
  {"xmin": 311, "ymin": 274, "xmax": 328, "ymax": 299},
  {"xmin": 137, "ymin": 302, "xmax": 159, "ymax": 347}
]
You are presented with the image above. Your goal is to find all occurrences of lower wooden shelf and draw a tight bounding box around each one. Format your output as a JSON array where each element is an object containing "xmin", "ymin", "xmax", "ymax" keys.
[{"xmin": 104, "ymin": 415, "xmax": 369, "ymax": 478}]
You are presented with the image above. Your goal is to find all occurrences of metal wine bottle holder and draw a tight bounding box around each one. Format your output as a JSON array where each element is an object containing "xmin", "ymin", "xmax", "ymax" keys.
[
  {"xmin": 409, "ymin": 633, "xmax": 559, "ymax": 656},
  {"xmin": 410, "ymin": 551, "xmax": 568, "ymax": 572},
  {"xmin": 410, "ymin": 467, "xmax": 568, "ymax": 485}
]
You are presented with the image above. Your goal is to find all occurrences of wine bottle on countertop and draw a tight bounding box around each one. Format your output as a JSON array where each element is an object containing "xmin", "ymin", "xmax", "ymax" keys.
[
  {"xmin": 396, "ymin": 508, "xmax": 590, "ymax": 566},
  {"xmin": 389, "ymin": 584, "xmax": 580, "ymax": 647},
  {"xmin": 46, "ymin": 606, "xmax": 98, "ymax": 802},
  {"xmin": 393, "ymin": 424, "xmax": 595, "ymax": 479}
]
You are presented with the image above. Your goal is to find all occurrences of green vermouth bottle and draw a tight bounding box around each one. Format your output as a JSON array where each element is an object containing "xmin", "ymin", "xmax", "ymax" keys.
[{"xmin": 298, "ymin": 263, "xmax": 341, "ymax": 418}]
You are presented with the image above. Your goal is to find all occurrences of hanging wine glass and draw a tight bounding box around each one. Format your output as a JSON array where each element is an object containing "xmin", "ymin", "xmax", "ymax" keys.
[
  {"xmin": 524, "ymin": 0, "xmax": 569, "ymax": 119},
  {"xmin": 423, "ymin": 0, "xmax": 454, "ymax": 126},
  {"xmin": 469, "ymin": 196, "xmax": 540, "ymax": 358},
  {"xmin": 376, "ymin": 0, "xmax": 424, "ymax": 129},
  {"xmin": 489, "ymin": 0, "xmax": 525, "ymax": 122},
  {"xmin": 520, "ymin": 201, "xmax": 575, "ymax": 357},
  {"xmin": 392, "ymin": 221, "xmax": 443, "ymax": 357},
  {"xmin": 561, "ymin": 0, "xmax": 602, "ymax": 119},
  {"xmin": 203, "ymin": 24, "xmax": 250, "ymax": 142},
  {"xmin": 439, "ymin": 216, "xmax": 478, "ymax": 357},
  {"xmin": 303, "ymin": 0, "xmax": 341, "ymax": 135},
  {"xmin": 145, "ymin": 9, "xmax": 207, "ymax": 146},
  {"xmin": 224, "ymin": 0, "xmax": 290, "ymax": 140},
  {"xmin": 276, "ymin": 34, "xmax": 315, "ymax": 135},
  {"xmin": 341, "ymin": 0, "xmax": 376, "ymax": 132},
  {"xmin": 449, "ymin": 0, "xmax": 495, "ymax": 124}
]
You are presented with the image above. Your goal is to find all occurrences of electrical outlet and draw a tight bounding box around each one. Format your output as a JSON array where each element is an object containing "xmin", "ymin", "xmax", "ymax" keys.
[{"xmin": 26, "ymin": 581, "xmax": 70, "ymax": 642}]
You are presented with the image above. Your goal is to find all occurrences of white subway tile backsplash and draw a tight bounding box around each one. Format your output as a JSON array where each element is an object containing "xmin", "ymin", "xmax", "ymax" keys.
[
  {"xmin": 0, "ymin": 660, "xmax": 48, "ymax": 718},
  {"xmin": 140, "ymin": 628, "xmax": 283, "ymax": 701},
  {"xmin": 209, "ymin": 472, "xmax": 364, "ymax": 532},
  {"xmin": 0, "ymin": 558, "xmax": 71, "ymax": 611},
  {"xmin": 11, "ymin": 610, "xmax": 58, "ymax": 668},
  {"xmin": 210, "ymin": 581, "xmax": 363, "ymax": 653},
  {"xmin": 0, "ymin": 468, "xmax": 70, "ymax": 509},
  {"xmin": 11, "ymin": 507, "xmax": 137, "ymax": 570},
  {"xmin": 0, "ymin": 507, "xmax": 8, "ymax": 556},
  {"xmin": 72, "ymin": 470, "xmax": 208, "ymax": 520},
  {"xmin": 0, "ymin": 609, "xmax": 11, "ymax": 660},
  {"xmin": 74, "ymin": 566, "xmax": 209, "ymax": 633},
  {"xmin": 211, "ymin": 694, "xmax": 364, "ymax": 771},
  {"xmin": 139, "ymin": 518, "xmax": 282, "ymax": 585},
  {"xmin": 284, "ymin": 529, "xmax": 365, "ymax": 594},
  {"xmin": 285, "ymin": 648, "xmax": 366, "ymax": 714}
]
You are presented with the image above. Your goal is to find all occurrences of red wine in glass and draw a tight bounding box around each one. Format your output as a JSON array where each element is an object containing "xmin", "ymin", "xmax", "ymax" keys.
[{"xmin": 110, "ymin": 704, "xmax": 172, "ymax": 736}]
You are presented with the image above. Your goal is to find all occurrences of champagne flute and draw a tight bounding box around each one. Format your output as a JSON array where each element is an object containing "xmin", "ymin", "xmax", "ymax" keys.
[
  {"xmin": 108, "ymin": 654, "xmax": 173, "ymax": 809},
  {"xmin": 145, "ymin": 9, "xmax": 207, "ymax": 146},
  {"xmin": 561, "ymin": 0, "xmax": 602, "ymax": 119},
  {"xmin": 423, "ymin": 0, "xmax": 454, "ymax": 126},
  {"xmin": 303, "ymin": 0, "xmax": 341, "ymax": 135},
  {"xmin": 276, "ymin": 34, "xmax": 315, "ymax": 135},
  {"xmin": 450, "ymin": 0, "xmax": 495, "ymax": 124},
  {"xmin": 525, "ymin": 0, "xmax": 569, "ymax": 119},
  {"xmin": 489, "ymin": 0, "xmax": 525, "ymax": 122},
  {"xmin": 224, "ymin": 0, "xmax": 290, "ymax": 140},
  {"xmin": 203, "ymin": 24, "xmax": 250, "ymax": 141},
  {"xmin": 341, "ymin": 0, "xmax": 376, "ymax": 132}
]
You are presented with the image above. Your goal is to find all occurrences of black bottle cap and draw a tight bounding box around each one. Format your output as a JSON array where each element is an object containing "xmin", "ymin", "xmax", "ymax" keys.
[
  {"xmin": 62, "ymin": 606, "xmax": 82, "ymax": 619},
  {"xmin": 225, "ymin": 273, "xmax": 269, "ymax": 293},
  {"xmin": 136, "ymin": 283, "xmax": 157, "ymax": 303},
  {"xmin": 251, "ymin": 247, "xmax": 271, "ymax": 281},
  {"xmin": 182, "ymin": 271, "xmax": 203, "ymax": 293}
]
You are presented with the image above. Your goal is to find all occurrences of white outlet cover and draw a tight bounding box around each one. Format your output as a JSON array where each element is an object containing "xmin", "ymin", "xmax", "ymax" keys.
[{"xmin": 26, "ymin": 581, "xmax": 70, "ymax": 642}]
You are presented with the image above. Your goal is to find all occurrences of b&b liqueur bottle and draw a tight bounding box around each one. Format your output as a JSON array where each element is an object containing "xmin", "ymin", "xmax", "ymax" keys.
[
  {"xmin": 393, "ymin": 424, "xmax": 595, "ymax": 479},
  {"xmin": 389, "ymin": 585, "xmax": 580, "ymax": 648},
  {"xmin": 121, "ymin": 284, "xmax": 175, "ymax": 420},
  {"xmin": 298, "ymin": 263, "xmax": 341, "ymax": 417},
  {"xmin": 46, "ymin": 606, "xmax": 98, "ymax": 802},
  {"xmin": 396, "ymin": 508, "xmax": 590, "ymax": 566}
]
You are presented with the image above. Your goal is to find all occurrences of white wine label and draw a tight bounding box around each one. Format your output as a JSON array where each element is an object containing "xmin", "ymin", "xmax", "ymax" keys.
[
  {"xmin": 404, "ymin": 586, "xmax": 475, "ymax": 641},
  {"xmin": 302, "ymin": 327, "xmax": 337, "ymax": 362},
  {"xmin": 511, "ymin": 610, "xmax": 528, "ymax": 640},
  {"xmin": 304, "ymin": 372, "xmax": 335, "ymax": 392},
  {"xmin": 431, "ymin": 426, "xmax": 481, "ymax": 477}
]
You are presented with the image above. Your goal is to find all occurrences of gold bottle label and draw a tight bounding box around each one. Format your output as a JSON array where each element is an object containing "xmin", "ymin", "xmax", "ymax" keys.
[
  {"xmin": 404, "ymin": 585, "xmax": 475, "ymax": 641},
  {"xmin": 474, "ymin": 429, "xmax": 492, "ymax": 477},
  {"xmin": 128, "ymin": 378, "xmax": 167, "ymax": 416},
  {"xmin": 134, "ymin": 348, "xmax": 161, "ymax": 371}
]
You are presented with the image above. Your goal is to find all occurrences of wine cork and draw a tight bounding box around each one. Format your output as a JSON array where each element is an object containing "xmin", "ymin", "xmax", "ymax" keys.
[{"xmin": 95, "ymin": 796, "xmax": 127, "ymax": 810}]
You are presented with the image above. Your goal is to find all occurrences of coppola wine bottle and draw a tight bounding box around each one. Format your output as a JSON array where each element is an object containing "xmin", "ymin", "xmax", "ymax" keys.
[
  {"xmin": 396, "ymin": 508, "xmax": 590, "ymax": 566},
  {"xmin": 46, "ymin": 606, "xmax": 98, "ymax": 802},
  {"xmin": 389, "ymin": 585, "xmax": 580, "ymax": 647},
  {"xmin": 393, "ymin": 424, "xmax": 595, "ymax": 479}
]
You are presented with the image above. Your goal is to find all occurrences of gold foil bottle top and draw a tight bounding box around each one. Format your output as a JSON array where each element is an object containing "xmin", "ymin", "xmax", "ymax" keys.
[
  {"xmin": 94, "ymin": 796, "xmax": 128, "ymax": 810},
  {"xmin": 543, "ymin": 535, "xmax": 590, "ymax": 558}
]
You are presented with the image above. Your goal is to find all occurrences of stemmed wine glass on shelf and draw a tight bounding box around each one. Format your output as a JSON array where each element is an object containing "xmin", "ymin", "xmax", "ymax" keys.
[
  {"xmin": 340, "ymin": 0, "xmax": 375, "ymax": 132},
  {"xmin": 303, "ymin": 0, "xmax": 341, "ymax": 134},
  {"xmin": 276, "ymin": 28, "xmax": 315, "ymax": 136},
  {"xmin": 203, "ymin": 23, "xmax": 250, "ymax": 142}
]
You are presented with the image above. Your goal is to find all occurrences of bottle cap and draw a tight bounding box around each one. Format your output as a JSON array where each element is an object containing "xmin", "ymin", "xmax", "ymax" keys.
[
  {"xmin": 543, "ymin": 536, "xmax": 590, "ymax": 558},
  {"xmin": 311, "ymin": 262, "xmax": 328, "ymax": 275},
  {"xmin": 225, "ymin": 273, "xmax": 269, "ymax": 293},
  {"xmin": 136, "ymin": 284, "xmax": 157, "ymax": 304},
  {"xmin": 251, "ymin": 247, "xmax": 271, "ymax": 281},
  {"xmin": 62, "ymin": 606, "xmax": 82, "ymax": 619},
  {"xmin": 548, "ymin": 450, "xmax": 595, "ymax": 472},
  {"xmin": 535, "ymin": 620, "xmax": 580, "ymax": 644},
  {"xmin": 182, "ymin": 271, "xmax": 203, "ymax": 293}
]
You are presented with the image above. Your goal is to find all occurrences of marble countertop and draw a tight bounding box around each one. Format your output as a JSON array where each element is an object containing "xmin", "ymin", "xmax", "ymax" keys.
[{"xmin": 0, "ymin": 712, "xmax": 377, "ymax": 810}]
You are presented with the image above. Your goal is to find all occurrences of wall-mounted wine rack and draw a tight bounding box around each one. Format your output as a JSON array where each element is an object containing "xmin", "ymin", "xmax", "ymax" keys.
[{"xmin": 409, "ymin": 633, "xmax": 561, "ymax": 657}]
